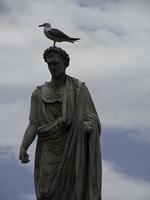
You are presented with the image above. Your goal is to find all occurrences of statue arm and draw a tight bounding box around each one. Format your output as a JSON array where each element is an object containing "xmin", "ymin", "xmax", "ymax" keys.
[
  {"xmin": 19, "ymin": 121, "xmax": 37, "ymax": 164},
  {"xmin": 20, "ymin": 120, "xmax": 37, "ymax": 151},
  {"xmin": 19, "ymin": 89, "xmax": 39, "ymax": 164},
  {"xmin": 80, "ymin": 83, "xmax": 101, "ymax": 134}
]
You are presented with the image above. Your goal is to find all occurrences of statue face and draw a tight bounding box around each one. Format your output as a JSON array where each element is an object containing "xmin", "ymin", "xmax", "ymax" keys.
[{"xmin": 46, "ymin": 54, "xmax": 66, "ymax": 77}]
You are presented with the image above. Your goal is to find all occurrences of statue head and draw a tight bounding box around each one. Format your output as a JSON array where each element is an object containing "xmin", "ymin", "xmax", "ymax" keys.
[
  {"xmin": 43, "ymin": 46, "xmax": 70, "ymax": 68},
  {"xmin": 43, "ymin": 47, "xmax": 70, "ymax": 77}
]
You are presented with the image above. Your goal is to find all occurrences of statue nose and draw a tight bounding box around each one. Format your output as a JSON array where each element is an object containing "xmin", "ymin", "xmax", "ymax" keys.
[{"xmin": 49, "ymin": 65, "xmax": 56, "ymax": 73}]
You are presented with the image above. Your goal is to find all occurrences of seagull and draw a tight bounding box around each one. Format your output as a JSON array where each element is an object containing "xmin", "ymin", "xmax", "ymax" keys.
[{"xmin": 39, "ymin": 23, "xmax": 80, "ymax": 47}]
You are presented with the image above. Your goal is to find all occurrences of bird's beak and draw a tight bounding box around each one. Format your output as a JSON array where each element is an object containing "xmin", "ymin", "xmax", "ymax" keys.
[{"xmin": 39, "ymin": 24, "xmax": 44, "ymax": 27}]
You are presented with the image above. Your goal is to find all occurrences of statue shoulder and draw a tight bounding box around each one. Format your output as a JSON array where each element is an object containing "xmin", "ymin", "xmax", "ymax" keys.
[
  {"xmin": 31, "ymin": 82, "xmax": 46, "ymax": 98},
  {"xmin": 67, "ymin": 75, "xmax": 85, "ymax": 89},
  {"xmin": 36, "ymin": 82, "xmax": 46, "ymax": 90},
  {"xmin": 31, "ymin": 88, "xmax": 39, "ymax": 99}
]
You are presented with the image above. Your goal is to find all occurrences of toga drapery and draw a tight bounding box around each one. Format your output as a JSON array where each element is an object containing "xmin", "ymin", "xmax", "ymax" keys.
[{"xmin": 29, "ymin": 75, "xmax": 102, "ymax": 200}]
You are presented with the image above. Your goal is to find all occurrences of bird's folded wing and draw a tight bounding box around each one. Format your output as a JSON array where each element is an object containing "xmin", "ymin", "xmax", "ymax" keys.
[{"xmin": 49, "ymin": 28, "xmax": 70, "ymax": 39}]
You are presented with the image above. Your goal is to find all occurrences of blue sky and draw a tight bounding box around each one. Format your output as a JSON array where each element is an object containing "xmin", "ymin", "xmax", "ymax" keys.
[{"xmin": 0, "ymin": 0, "xmax": 150, "ymax": 199}]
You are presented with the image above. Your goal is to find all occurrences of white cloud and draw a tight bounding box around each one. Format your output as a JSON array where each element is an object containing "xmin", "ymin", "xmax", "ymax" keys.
[
  {"xmin": 102, "ymin": 160, "xmax": 150, "ymax": 200},
  {"xmin": 0, "ymin": 0, "xmax": 150, "ymax": 154},
  {"xmin": 1, "ymin": 1, "xmax": 150, "ymax": 199}
]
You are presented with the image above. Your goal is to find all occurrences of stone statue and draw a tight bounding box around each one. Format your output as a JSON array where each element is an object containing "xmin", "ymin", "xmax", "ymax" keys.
[{"xmin": 19, "ymin": 46, "xmax": 102, "ymax": 200}]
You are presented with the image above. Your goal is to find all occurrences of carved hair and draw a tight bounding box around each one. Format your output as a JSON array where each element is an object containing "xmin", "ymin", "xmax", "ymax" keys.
[{"xmin": 43, "ymin": 46, "xmax": 70, "ymax": 67}]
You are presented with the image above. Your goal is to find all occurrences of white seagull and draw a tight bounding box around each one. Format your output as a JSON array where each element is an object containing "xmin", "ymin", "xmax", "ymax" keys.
[{"xmin": 39, "ymin": 23, "xmax": 80, "ymax": 47}]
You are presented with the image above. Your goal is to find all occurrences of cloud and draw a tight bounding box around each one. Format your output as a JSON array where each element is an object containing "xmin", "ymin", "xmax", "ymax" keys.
[
  {"xmin": 102, "ymin": 127, "xmax": 150, "ymax": 181},
  {"xmin": 0, "ymin": 0, "xmax": 10, "ymax": 13},
  {"xmin": 103, "ymin": 160, "xmax": 150, "ymax": 200},
  {"xmin": 0, "ymin": 0, "xmax": 149, "ymax": 160},
  {"xmin": 0, "ymin": 0, "xmax": 150, "ymax": 194}
]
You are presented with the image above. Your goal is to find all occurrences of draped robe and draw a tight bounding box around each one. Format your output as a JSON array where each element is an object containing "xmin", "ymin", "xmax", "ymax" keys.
[{"xmin": 29, "ymin": 75, "xmax": 102, "ymax": 200}]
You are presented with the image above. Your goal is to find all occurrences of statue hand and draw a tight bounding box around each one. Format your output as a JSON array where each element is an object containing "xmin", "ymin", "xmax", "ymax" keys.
[
  {"xmin": 19, "ymin": 148, "xmax": 30, "ymax": 164},
  {"xmin": 83, "ymin": 121, "xmax": 93, "ymax": 134}
]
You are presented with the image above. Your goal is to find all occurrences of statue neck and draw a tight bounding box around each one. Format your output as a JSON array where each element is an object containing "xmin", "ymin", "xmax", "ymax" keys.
[{"xmin": 51, "ymin": 74, "xmax": 66, "ymax": 89}]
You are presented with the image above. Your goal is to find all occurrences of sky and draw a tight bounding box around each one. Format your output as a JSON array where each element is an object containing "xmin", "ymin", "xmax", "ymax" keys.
[{"xmin": 0, "ymin": 0, "xmax": 150, "ymax": 199}]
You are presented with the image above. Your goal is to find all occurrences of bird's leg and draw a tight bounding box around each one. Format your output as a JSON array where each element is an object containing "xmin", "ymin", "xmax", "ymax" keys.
[{"xmin": 53, "ymin": 41, "xmax": 56, "ymax": 47}]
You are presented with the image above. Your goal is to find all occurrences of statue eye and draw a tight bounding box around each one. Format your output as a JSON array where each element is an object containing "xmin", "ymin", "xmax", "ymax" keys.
[{"xmin": 48, "ymin": 61, "xmax": 59, "ymax": 66}]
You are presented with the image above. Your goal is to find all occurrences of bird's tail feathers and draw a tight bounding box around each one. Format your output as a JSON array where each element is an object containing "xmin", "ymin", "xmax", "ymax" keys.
[{"xmin": 70, "ymin": 37, "xmax": 80, "ymax": 42}]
